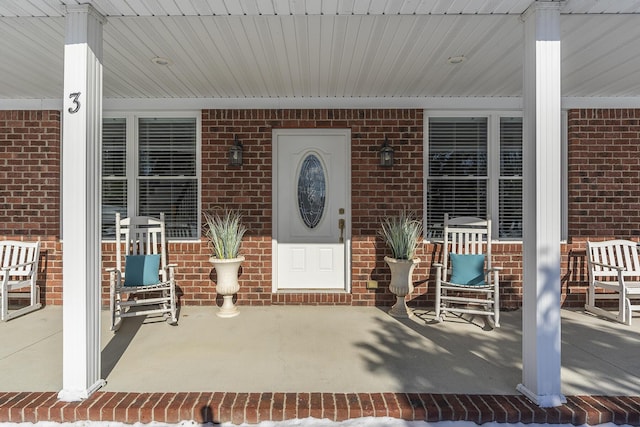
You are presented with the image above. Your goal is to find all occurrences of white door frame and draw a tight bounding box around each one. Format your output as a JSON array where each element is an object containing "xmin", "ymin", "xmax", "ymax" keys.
[{"xmin": 272, "ymin": 128, "xmax": 351, "ymax": 293}]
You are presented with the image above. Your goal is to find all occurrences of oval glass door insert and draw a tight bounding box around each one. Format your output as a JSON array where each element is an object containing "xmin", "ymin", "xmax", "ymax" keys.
[{"xmin": 297, "ymin": 154, "xmax": 326, "ymax": 229}]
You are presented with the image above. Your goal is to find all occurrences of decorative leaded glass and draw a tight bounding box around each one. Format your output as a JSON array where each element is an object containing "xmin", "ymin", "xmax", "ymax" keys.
[{"xmin": 297, "ymin": 154, "xmax": 326, "ymax": 229}]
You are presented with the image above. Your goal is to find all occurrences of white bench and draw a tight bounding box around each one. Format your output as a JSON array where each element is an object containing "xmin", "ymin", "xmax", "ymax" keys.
[
  {"xmin": 0, "ymin": 240, "xmax": 41, "ymax": 321},
  {"xmin": 586, "ymin": 239, "xmax": 640, "ymax": 325}
]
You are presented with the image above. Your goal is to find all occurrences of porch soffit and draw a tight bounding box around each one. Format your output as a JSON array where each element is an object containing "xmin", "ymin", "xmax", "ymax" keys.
[
  {"xmin": 1, "ymin": 0, "xmax": 640, "ymax": 103},
  {"xmin": 3, "ymin": 0, "xmax": 640, "ymax": 17}
]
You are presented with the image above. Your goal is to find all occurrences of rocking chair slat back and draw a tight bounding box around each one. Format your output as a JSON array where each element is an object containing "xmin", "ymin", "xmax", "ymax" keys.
[
  {"xmin": 115, "ymin": 213, "xmax": 168, "ymax": 282},
  {"xmin": 442, "ymin": 215, "xmax": 492, "ymax": 281},
  {"xmin": 0, "ymin": 242, "xmax": 38, "ymax": 277},
  {"xmin": 588, "ymin": 239, "xmax": 640, "ymax": 278}
]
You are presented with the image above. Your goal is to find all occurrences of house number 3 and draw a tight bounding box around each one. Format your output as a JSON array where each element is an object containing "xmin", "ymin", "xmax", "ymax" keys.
[{"xmin": 68, "ymin": 92, "xmax": 81, "ymax": 114}]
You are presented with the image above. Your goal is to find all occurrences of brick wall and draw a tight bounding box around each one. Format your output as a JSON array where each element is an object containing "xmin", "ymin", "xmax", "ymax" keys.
[
  {"xmin": 199, "ymin": 109, "xmax": 428, "ymax": 307},
  {"xmin": 562, "ymin": 108, "xmax": 640, "ymax": 307},
  {"xmin": 4, "ymin": 108, "xmax": 639, "ymax": 309},
  {"xmin": 567, "ymin": 109, "xmax": 640, "ymax": 238},
  {"xmin": 0, "ymin": 110, "xmax": 60, "ymax": 237},
  {"xmin": 0, "ymin": 111, "xmax": 63, "ymax": 305}
]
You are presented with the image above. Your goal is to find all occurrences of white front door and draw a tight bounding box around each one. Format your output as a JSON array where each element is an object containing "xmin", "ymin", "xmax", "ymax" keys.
[{"xmin": 273, "ymin": 129, "xmax": 350, "ymax": 291}]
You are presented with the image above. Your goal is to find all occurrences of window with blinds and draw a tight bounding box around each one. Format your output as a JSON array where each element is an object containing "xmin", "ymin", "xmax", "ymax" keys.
[
  {"xmin": 426, "ymin": 115, "xmax": 523, "ymax": 240},
  {"xmin": 101, "ymin": 116, "xmax": 199, "ymax": 239},
  {"xmin": 427, "ymin": 117, "xmax": 488, "ymax": 238},
  {"xmin": 102, "ymin": 118, "xmax": 128, "ymax": 237},
  {"xmin": 138, "ymin": 118, "xmax": 198, "ymax": 239},
  {"xmin": 499, "ymin": 117, "xmax": 523, "ymax": 239}
]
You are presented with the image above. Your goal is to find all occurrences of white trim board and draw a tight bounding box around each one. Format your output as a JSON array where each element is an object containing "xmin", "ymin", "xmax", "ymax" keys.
[{"xmin": 3, "ymin": 96, "xmax": 640, "ymax": 111}]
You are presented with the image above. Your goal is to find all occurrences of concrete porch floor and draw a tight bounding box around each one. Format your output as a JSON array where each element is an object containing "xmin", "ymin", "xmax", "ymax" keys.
[
  {"xmin": 0, "ymin": 306, "xmax": 640, "ymax": 396},
  {"xmin": 1, "ymin": 305, "xmax": 639, "ymax": 396}
]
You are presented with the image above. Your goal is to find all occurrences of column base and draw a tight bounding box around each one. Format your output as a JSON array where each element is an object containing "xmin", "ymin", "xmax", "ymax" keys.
[
  {"xmin": 58, "ymin": 379, "xmax": 106, "ymax": 402},
  {"xmin": 516, "ymin": 383, "xmax": 566, "ymax": 408}
]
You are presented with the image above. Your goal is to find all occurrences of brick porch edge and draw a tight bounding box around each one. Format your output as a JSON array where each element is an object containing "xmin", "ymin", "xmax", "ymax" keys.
[{"xmin": 1, "ymin": 392, "xmax": 639, "ymax": 426}]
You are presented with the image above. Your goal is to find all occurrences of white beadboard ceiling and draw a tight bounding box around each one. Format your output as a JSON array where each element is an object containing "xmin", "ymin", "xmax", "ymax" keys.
[{"xmin": 1, "ymin": 0, "xmax": 640, "ymax": 101}]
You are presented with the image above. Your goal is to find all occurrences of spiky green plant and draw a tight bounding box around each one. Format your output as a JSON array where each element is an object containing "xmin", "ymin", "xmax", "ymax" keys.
[
  {"xmin": 379, "ymin": 210, "xmax": 423, "ymax": 260},
  {"xmin": 203, "ymin": 210, "xmax": 247, "ymax": 259}
]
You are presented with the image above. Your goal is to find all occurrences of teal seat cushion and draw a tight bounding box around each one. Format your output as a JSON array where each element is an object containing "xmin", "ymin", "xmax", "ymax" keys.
[
  {"xmin": 124, "ymin": 254, "xmax": 160, "ymax": 287},
  {"xmin": 449, "ymin": 253, "xmax": 486, "ymax": 285}
]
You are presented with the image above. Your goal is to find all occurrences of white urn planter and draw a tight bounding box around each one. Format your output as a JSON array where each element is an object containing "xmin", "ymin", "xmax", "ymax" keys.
[
  {"xmin": 210, "ymin": 256, "xmax": 244, "ymax": 318},
  {"xmin": 384, "ymin": 256, "xmax": 420, "ymax": 319}
]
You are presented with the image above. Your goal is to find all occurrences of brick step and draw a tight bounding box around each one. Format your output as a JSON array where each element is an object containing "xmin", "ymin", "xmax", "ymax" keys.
[{"xmin": 1, "ymin": 392, "xmax": 639, "ymax": 426}]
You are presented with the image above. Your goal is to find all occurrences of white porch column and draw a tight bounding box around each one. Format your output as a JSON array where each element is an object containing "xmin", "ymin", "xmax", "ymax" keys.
[
  {"xmin": 58, "ymin": 4, "xmax": 107, "ymax": 402},
  {"xmin": 516, "ymin": 1, "xmax": 565, "ymax": 408}
]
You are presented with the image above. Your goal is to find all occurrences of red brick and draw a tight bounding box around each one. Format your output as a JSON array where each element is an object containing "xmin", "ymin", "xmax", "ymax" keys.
[
  {"xmin": 32, "ymin": 393, "xmax": 59, "ymax": 422},
  {"xmin": 369, "ymin": 392, "xmax": 387, "ymax": 418},
  {"xmin": 45, "ymin": 396, "xmax": 70, "ymax": 422},
  {"xmin": 125, "ymin": 392, "xmax": 152, "ymax": 423},
  {"xmin": 473, "ymin": 395, "xmax": 496, "ymax": 424},
  {"xmin": 322, "ymin": 393, "xmax": 336, "ymax": 420},
  {"xmin": 296, "ymin": 392, "xmax": 310, "ymax": 419},
  {"xmin": 150, "ymin": 392, "xmax": 176, "ymax": 422},
  {"xmin": 231, "ymin": 393, "xmax": 249, "ymax": 425},
  {"xmin": 613, "ymin": 396, "xmax": 640, "ymax": 425},
  {"xmin": 111, "ymin": 393, "xmax": 135, "ymax": 422},
  {"xmin": 14, "ymin": 392, "xmax": 49, "ymax": 422},
  {"xmin": 333, "ymin": 394, "xmax": 349, "ymax": 421},
  {"xmin": 257, "ymin": 392, "xmax": 272, "ymax": 422},
  {"xmin": 7, "ymin": 393, "xmax": 33, "ymax": 422},
  {"xmin": 358, "ymin": 393, "xmax": 375, "ymax": 418},
  {"xmin": 382, "ymin": 393, "xmax": 400, "ymax": 419},
  {"xmin": 309, "ymin": 392, "xmax": 323, "ymax": 419},
  {"xmin": 271, "ymin": 392, "xmax": 285, "ymax": 421},
  {"xmin": 244, "ymin": 392, "xmax": 261, "ymax": 424}
]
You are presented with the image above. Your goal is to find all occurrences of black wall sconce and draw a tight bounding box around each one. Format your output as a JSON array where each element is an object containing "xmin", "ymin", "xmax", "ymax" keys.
[
  {"xmin": 229, "ymin": 135, "xmax": 243, "ymax": 166},
  {"xmin": 379, "ymin": 137, "xmax": 394, "ymax": 167}
]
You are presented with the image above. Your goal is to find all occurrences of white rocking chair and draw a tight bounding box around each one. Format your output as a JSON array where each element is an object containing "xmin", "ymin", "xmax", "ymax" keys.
[
  {"xmin": 434, "ymin": 214, "xmax": 501, "ymax": 327},
  {"xmin": 0, "ymin": 240, "xmax": 41, "ymax": 321},
  {"xmin": 107, "ymin": 212, "xmax": 178, "ymax": 331},
  {"xmin": 586, "ymin": 239, "xmax": 640, "ymax": 325}
]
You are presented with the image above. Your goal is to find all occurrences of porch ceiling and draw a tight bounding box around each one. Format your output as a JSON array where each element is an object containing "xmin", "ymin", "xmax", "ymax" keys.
[{"xmin": 1, "ymin": 0, "xmax": 640, "ymax": 101}]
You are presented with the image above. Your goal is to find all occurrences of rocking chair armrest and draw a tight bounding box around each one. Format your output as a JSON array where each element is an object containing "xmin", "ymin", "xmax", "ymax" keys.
[
  {"xmin": 589, "ymin": 260, "xmax": 626, "ymax": 272},
  {"xmin": 164, "ymin": 263, "xmax": 177, "ymax": 280},
  {"xmin": 433, "ymin": 263, "xmax": 445, "ymax": 279},
  {"xmin": 105, "ymin": 267, "xmax": 123, "ymax": 284},
  {"xmin": 1, "ymin": 259, "xmax": 37, "ymax": 271}
]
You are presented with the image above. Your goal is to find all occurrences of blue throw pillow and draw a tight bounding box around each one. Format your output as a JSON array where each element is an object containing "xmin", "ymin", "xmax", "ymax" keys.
[
  {"xmin": 124, "ymin": 254, "xmax": 160, "ymax": 287},
  {"xmin": 449, "ymin": 253, "xmax": 486, "ymax": 285}
]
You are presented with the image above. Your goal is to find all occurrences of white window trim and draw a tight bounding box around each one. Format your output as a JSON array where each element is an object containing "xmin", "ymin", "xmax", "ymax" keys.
[
  {"xmin": 561, "ymin": 109, "xmax": 568, "ymax": 242},
  {"xmin": 102, "ymin": 110, "xmax": 202, "ymax": 241}
]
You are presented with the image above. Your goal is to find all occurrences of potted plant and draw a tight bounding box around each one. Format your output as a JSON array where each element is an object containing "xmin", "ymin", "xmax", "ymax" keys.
[
  {"xmin": 379, "ymin": 210, "xmax": 423, "ymax": 318},
  {"xmin": 203, "ymin": 209, "xmax": 247, "ymax": 317}
]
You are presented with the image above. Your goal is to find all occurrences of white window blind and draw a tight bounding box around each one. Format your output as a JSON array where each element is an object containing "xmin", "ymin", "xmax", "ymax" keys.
[
  {"xmin": 427, "ymin": 117, "xmax": 488, "ymax": 237},
  {"xmin": 499, "ymin": 117, "xmax": 523, "ymax": 239},
  {"xmin": 426, "ymin": 115, "xmax": 523, "ymax": 240},
  {"xmin": 101, "ymin": 116, "xmax": 199, "ymax": 239},
  {"xmin": 101, "ymin": 118, "xmax": 127, "ymax": 237}
]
